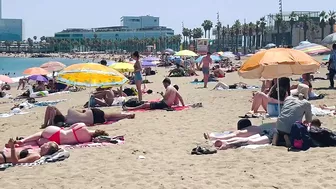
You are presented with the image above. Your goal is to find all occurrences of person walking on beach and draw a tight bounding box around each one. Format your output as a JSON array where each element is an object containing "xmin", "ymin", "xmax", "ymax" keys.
[
  {"xmin": 200, "ymin": 52, "xmax": 212, "ymax": 88},
  {"xmin": 328, "ymin": 44, "xmax": 336, "ymax": 89},
  {"xmin": 132, "ymin": 51, "xmax": 143, "ymax": 101}
]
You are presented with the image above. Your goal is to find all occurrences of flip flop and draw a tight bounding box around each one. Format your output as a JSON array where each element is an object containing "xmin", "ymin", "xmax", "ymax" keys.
[{"xmin": 239, "ymin": 114, "xmax": 258, "ymax": 118}]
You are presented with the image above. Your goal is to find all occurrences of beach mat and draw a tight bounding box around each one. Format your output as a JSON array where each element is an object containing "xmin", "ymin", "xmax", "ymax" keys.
[
  {"xmin": 215, "ymin": 86, "xmax": 259, "ymax": 90},
  {"xmin": 190, "ymin": 81, "xmax": 217, "ymax": 84},
  {"xmin": 0, "ymin": 149, "xmax": 70, "ymax": 170},
  {"xmin": 127, "ymin": 105, "xmax": 190, "ymax": 112}
]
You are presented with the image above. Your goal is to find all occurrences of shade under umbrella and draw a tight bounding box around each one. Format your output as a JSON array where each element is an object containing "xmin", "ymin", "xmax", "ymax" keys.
[
  {"xmin": 0, "ymin": 75, "xmax": 13, "ymax": 83},
  {"xmin": 28, "ymin": 75, "xmax": 48, "ymax": 82},
  {"xmin": 321, "ymin": 33, "xmax": 336, "ymax": 45},
  {"xmin": 40, "ymin": 61, "xmax": 66, "ymax": 72},
  {"xmin": 294, "ymin": 43, "xmax": 331, "ymax": 55},
  {"xmin": 23, "ymin": 67, "xmax": 49, "ymax": 75},
  {"xmin": 57, "ymin": 63, "xmax": 128, "ymax": 87},
  {"xmin": 238, "ymin": 48, "xmax": 320, "ymax": 79}
]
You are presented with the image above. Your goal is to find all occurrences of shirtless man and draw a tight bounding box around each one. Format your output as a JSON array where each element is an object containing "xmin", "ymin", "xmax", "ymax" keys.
[
  {"xmin": 200, "ymin": 52, "xmax": 212, "ymax": 88},
  {"xmin": 43, "ymin": 106, "xmax": 135, "ymax": 128},
  {"xmin": 123, "ymin": 78, "xmax": 185, "ymax": 111}
]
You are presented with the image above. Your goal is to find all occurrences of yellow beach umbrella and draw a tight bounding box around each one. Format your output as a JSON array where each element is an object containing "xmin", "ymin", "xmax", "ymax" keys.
[
  {"xmin": 238, "ymin": 48, "xmax": 320, "ymax": 79},
  {"xmin": 109, "ymin": 62, "xmax": 134, "ymax": 73},
  {"xmin": 57, "ymin": 63, "xmax": 128, "ymax": 87},
  {"xmin": 175, "ymin": 50, "xmax": 198, "ymax": 57}
]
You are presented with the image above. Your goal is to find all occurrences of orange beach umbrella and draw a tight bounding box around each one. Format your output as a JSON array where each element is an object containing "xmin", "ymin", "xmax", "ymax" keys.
[
  {"xmin": 23, "ymin": 67, "xmax": 49, "ymax": 75},
  {"xmin": 238, "ymin": 48, "xmax": 320, "ymax": 79}
]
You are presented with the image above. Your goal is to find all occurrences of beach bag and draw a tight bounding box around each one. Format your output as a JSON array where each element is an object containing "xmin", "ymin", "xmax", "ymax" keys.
[
  {"xmin": 309, "ymin": 126, "xmax": 336, "ymax": 147},
  {"xmin": 288, "ymin": 122, "xmax": 312, "ymax": 151},
  {"xmin": 123, "ymin": 98, "xmax": 143, "ymax": 107},
  {"xmin": 123, "ymin": 88, "xmax": 137, "ymax": 96}
]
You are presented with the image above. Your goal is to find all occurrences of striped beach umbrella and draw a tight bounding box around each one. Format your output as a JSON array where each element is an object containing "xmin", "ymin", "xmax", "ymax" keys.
[
  {"xmin": 57, "ymin": 63, "xmax": 128, "ymax": 87},
  {"xmin": 294, "ymin": 43, "xmax": 331, "ymax": 55}
]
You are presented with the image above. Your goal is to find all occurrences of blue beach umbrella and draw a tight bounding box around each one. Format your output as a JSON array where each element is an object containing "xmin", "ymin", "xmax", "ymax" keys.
[{"xmin": 196, "ymin": 55, "xmax": 221, "ymax": 63}]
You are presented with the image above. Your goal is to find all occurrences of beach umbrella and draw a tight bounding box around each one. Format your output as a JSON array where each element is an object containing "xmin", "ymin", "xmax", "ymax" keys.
[
  {"xmin": 238, "ymin": 48, "xmax": 320, "ymax": 115},
  {"xmin": 40, "ymin": 61, "xmax": 66, "ymax": 72},
  {"xmin": 321, "ymin": 33, "xmax": 336, "ymax": 45},
  {"xmin": 23, "ymin": 67, "xmax": 49, "ymax": 75},
  {"xmin": 164, "ymin": 48, "xmax": 175, "ymax": 55},
  {"xmin": 143, "ymin": 57, "xmax": 160, "ymax": 62},
  {"xmin": 299, "ymin": 41, "xmax": 311, "ymax": 46},
  {"xmin": 238, "ymin": 48, "xmax": 320, "ymax": 79},
  {"xmin": 222, "ymin": 52, "xmax": 236, "ymax": 58},
  {"xmin": 196, "ymin": 55, "xmax": 221, "ymax": 63},
  {"xmin": 57, "ymin": 63, "xmax": 128, "ymax": 87},
  {"xmin": 323, "ymin": 54, "xmax": 330, "ymax": 61},
  {"xmin": 109, "ymin": 62, "xmax": 134, "ymax": 73},
  {"xmin": 28, "ymin": 75, "xmax": 48, "ymax": 82},
  {"xmin": 0, "ymin": 75, "xmax": 13, "ymax": 83},
  {"xmin": 265, "ymin": 43, "xmax": 276, "ymax": 49},
  {"xmin": 142, "ymin": 61, "xmax": 157, "ymax": 67},
  {"xmin": 293, "ymin": 43, "xmax": 331, "ymax": 55},
  {"xmin": 175, "ymin": 50, "xmax": 198, "ymax": 57}
]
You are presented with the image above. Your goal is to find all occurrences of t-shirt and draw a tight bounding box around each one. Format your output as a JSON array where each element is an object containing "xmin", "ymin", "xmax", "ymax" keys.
[
  {"xmin": 276, "ymin": 96, "xmax": 312, "ymax": 134},
  {"xmin": 329, "ymin": 50, "xmax": 336, "ymax": 70}
]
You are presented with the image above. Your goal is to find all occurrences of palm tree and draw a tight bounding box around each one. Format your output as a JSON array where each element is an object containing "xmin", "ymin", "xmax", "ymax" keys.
[
  {"xmin": 16, "ymin": 41, "xmax": 21, "ymax": 52},
  {"xmin": 255, "ymin": 21, "xmax": 260, "ymax": 49},
  {"xmin": 242, "ymin": 23, "xmax": 248, "ymax": 54},
  {"xmin": 233, "ymin": 20, "xmax": 241, "ymax": 53},
  {"xmin": 215, "ymin": 21, "xmax": 222, "ymax": 51},
  {"xmin": 289, "ymin": 12, "xmax": 297, "ymax": 45},
  {"xmin": 275, "ymin": 13, "xmax": 282, "ymax": 46},
  {"xmin": 188, "ymin": 29, "xmax": 193, "ymax": 47},
  {"xmin": 301, "ymin": 15, "xmax": 309, "ymax": 41},
  {"xmin": 259, "ymin": 17, "xmax": 266, "ymax": 47},
  {"xmin": 319, "ymin": 11, "xmax": 327, "ymax": 41},
  {"xmin": 248, "ymin": 22, "xmax": 255, "ymax": 51},
  {"xmin": 280, "ymin": 21, "xmax": 289, "ymax": 45},
  {"xmin": 182, "ymin": 28, "xmax": 189, "ymax": 49},
  {"xmin": 309, "ymin": 21, "xmax": 320, "ymax": 42},
  {"xmin": 229, "ymin": 26, "xmax": 235, "ymax": 51},
  {"xmin": 27, "ymin": 38, "xmax": 34, "ymax": 52},
  {"xmin": 221, "ymin": 26, "xmax": 228, "ymax": 49},
  {"xmin": 33, "ymin": 36, "xmax": 37, "ymax": 42},
  {"xmin": 328, "ymin": 11, "xmax": 336, "ymax": 34},
  {"xmin": 192, "ymin": 28, "xmax": 203, "ymax": 39},
  {"xmin": 202, "ymin": 20, "xmax": 213, "ymax": 38}
]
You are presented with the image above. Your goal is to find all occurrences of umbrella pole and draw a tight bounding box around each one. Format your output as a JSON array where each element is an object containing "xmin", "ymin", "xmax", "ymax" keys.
[{"xmin": 277, "ymin": 78, "xmax": 281, "ymax": 117}]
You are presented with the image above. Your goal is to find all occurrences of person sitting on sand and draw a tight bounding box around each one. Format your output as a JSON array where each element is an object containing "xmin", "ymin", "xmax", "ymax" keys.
[
  {"xmin": 212, "ymin": 65, "xmax": 225, "ymax": 78},
  {"xmin": 0, "ymin": 138, "xmax": 59, "ymax": 164},
  {"xmin": 168, "ymin": 65, "xmax": 186, "ymax": 77},
  {"xmin": 12, "ymin": 123, "xmax": 109, "ymax": 146},
  {"xmin": 123, "ymin": 78, "xmax": 185, "ymax": 111},
  {"xmin": 84, "ymin": 89, "xmax": 115, "ymax": 108},
  {"xmin": 34, "ymin": 81, "xmax": 46, "ymax": 92},
  {"xmin": 43, "ymin": 106, "xmax": 135, "ymax": 128},
  {"xmin": 1, "ymin": 82, "xmax": 11, "ymax": 91},
  {"xmin": 204, "ymin": 119, "xmax": 276, "ymax": 150}
]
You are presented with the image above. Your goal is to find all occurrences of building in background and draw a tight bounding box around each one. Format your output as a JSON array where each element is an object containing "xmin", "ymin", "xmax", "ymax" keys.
[
  {"xmin": 0, "ymin": 0, "xmax": 23, "ymax": 41},
  {"xmin": 54, "ymin": 15, "xmax": 174, "ymax": 40}
]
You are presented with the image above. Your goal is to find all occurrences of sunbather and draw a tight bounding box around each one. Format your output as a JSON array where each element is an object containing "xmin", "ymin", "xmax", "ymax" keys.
[
  {"xmin": 212, "ymin": 82, "xmax": 247, "ymax": 90},
  {"xmin": 0, "ymin": 138, "xmax": 59, "ymax": 164},
  {"xmin": 123, "ymin": 78, "xmax": 185, "ymax": 110},
  {"xmin": 43, "ymin": 106, "xmax": 135, "ymax": 128},
  {"xmin": 13, "ymin": 123, "xmax": 109, "ymax": 146},
  {"xmin": 84, "ymin": 89, "xmax": 115, "ymax": 108}
]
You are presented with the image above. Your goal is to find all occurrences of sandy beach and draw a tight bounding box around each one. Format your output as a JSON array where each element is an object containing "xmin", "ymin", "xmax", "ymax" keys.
[{"xmin": 1, "ymin": 56, "xmax": 336, "ymax": 189}]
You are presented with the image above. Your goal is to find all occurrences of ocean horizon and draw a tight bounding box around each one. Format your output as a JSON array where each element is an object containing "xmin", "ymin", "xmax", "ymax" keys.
[{"xmin": 0, "ymin": 57, "xmax": 90, "ymax": 82}]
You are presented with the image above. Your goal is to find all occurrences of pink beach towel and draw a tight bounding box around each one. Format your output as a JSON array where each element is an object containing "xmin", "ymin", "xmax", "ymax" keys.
[{"xmin": 126, "ymin": 99, "xmax": 190, "ymax": 112}]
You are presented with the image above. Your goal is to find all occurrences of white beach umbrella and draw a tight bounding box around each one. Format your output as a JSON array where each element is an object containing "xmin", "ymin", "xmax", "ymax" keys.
[{"xmin": 321, "ymin": 33, "xmax": 336, "ymax": 45}]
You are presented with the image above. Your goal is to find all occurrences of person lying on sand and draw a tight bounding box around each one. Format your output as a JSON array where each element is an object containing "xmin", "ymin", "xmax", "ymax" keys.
[
  {"xmin": 212, "ymin": 65, "xmax": 225, "ymax": 78},
  {"xmin": 43, "ymin": 106, "xmax": 135, "ymax": 128},
  {"xmin": 204, "ymin": 119, "xmax": 276, "ymax": 150},
  {"xmin": 212, "ymin": 82, "xmax": 248, "ymax": 90},
  {"xmin": 11, "ymin": 123, "xmax": 109, "ymax": 146},
  {"xmin": 123, "ymin": 78, "xmax": 185, "ymax": 111},
  {"xmin": 0, "ymin": 138, "xmax": 59, "ymax": 164},
  {"xmin": 84, "ymin": 89, "xmax": 115, "ymax": 108}
]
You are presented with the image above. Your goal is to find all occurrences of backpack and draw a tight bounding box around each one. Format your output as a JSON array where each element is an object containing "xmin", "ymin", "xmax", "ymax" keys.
[{"xmin": 288, "ymin": 122, "xmax": 312, "ymax": 151}]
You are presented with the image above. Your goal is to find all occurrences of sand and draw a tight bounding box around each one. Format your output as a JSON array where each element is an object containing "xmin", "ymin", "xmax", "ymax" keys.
[{"xmin": 1, "ymin": 56, "xmax": 336, "ymax": 189}]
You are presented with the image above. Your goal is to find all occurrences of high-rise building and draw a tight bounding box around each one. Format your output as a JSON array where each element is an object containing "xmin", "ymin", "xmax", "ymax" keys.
[{"xmin": 0, "ymin": 0, "xmax": 23, "ymax": 41}]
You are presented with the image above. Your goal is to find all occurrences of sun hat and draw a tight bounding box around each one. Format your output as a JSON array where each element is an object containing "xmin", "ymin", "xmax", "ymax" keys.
[{"xmin": 291, "ymin": 83, "xmax": 309, "ymax": 100}]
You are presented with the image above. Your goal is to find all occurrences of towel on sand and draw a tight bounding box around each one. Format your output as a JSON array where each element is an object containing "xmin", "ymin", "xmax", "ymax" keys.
[
  {"xmin": 312, "ymin": 105, "xmax": 334, "ymax": 116},
  {"xmin": 0, "ymin": 149, "xmax": 70, "ymax": 170},
  {"xmin": 0, "ymin": 108, "xmax": 29, "ymax": 118}
]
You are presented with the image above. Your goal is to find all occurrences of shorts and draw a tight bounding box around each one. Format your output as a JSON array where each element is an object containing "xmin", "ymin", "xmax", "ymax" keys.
[
  {"xmin": 202, "ymin": 67, "xmax": 209, "ymax": 75},
  {"xmin": 260, "ymin": 128, "xmax": 277, "ymax": 142},
  {"xmin": 267, "ymin": 103, "xmax": 283, "ymax": 117},
  {"xmin": 91, "ymin": 108, "xmax": 105, "ymax": 124},
  {"xmin": 149, "ymin": 100, "xmax": 169, "ymax": 110},
  {"xmin": 134, "ymin": 72, "xmax": 143, "ymax": 81}
]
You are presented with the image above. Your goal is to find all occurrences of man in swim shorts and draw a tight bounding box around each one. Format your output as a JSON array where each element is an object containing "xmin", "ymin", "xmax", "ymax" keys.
[
  {"xmin": 123, "ymin": 78, "xmax": 185, "ymax": 111},
  {"xmin": 200, "ymin": 52, "xmax": 212, "ymax": 88}
]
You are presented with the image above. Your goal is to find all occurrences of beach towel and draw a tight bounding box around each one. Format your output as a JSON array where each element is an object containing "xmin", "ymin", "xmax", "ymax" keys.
[
  {"xmin": 0, "ymin": 149, "xmax": 70, "ymax": 170},
  {"xmin": 127, "ymin": 105, "xmax": 190, "ymax": 112},
  {"xmin": 48, "ymin": 91, "xmax": 71, "ymax": 96},
  {"xmin": 214, "ymin": 86, "xmax": 259, "ymax": 90},
  {"xmin": 0, "ymin": 108, "xmax": 29, "ymax": 118},
  {"xmin": 312, "ymin": 105, "xmax": 334, "ymax": 116},
  {"xmin": 34, "ymin": 99, "xmax": 67, "ymax": 107}
]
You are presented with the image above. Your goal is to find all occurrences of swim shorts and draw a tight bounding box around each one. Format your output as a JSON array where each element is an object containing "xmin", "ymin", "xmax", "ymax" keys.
[{"xmin": 149, "ymin": 100, "xmax": 169, "ymax": 110}]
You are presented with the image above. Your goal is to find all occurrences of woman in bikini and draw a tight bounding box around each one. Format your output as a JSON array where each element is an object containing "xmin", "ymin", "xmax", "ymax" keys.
[
  {"xmin": 13, "ymin": 123, "xmax": 109, "ymax": 146},
  {"xmin": 43, "ymin": 106, "xmax": 135, "ymax": 128},
  {"xmin": 0, "ymin": 139, "xmax": 59, "ymax": 164}
]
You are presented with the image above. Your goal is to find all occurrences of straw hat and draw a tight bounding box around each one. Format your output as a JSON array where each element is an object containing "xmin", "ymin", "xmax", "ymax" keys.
[{"xmin": 291, "ymin": 83, "xmax": 309, "ymax": 100}]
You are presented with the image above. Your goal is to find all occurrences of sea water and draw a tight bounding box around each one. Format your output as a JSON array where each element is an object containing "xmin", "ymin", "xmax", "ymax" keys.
[{"xmin": 0, "ymin": 57, "xmax": 87, "ymax": 82}]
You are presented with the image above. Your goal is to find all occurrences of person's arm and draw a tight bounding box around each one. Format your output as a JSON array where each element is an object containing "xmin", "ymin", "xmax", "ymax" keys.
[
  {"xmin": 8, "ymin": 138, "xmax": 40, "ymax": 164},
  {"xmin": 176, "ymin": 92, "xmax": 185, "ymax": 106},
  {"xmin": 304, "ymin": 103, "xmax": 313, "ymax": 123}
]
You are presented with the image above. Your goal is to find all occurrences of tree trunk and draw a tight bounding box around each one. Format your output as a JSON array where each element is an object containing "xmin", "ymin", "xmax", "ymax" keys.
[
  {"xmin": 260, "ymin": 30, "xmax": 264, "ymax": 47},
  {"xmin": 249, "ymin": 35, "xmax": 252, "ymax": 51},
  {"xmin": 304, "ymin": 29, "xmax": 307, "ymax": 41},
  {"xmin": 256, "ymin": 34, "xmax": 259, "ymax": 49},
  {"xmin": 330, "ymin": 24, "xmax": 334, "ymax": 34},
  {"xmin": 235, "ymin": 36, "xmax": 238, "ymax": 53},
  {"xmin": 290, "ymin": 26, "xmax": 293, "ymax": 45},
  {"xmin": 243, "ymin": 35, "xmax": 246, "ymax": 54},
  {"xmin": 277, "ymin": 26, "xmax": 280, "ymax": 46},
  {"xmin": 321, "ymin": 27, "xmax": 325, "ymax": 40}
]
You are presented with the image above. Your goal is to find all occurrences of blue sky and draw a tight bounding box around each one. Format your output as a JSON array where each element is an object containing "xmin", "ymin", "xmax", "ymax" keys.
[{"xmin": 2, "ymin": 0, "xmax": 335, "ymax": 39}]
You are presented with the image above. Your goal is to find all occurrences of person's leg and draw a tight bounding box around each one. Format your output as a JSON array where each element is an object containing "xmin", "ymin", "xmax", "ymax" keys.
[
  {"xmin": 122, "ymin": 102, "xmax": 150, "ymax": 110},
  {"xmin": 250, "ymin": 93, "xmax": 266, "ymax": 112},
  {"xmin": 135, "ymin": 80, "xmax": 142, "ymax": 101},
  {"xmin": 204, "ymin": 74, "xmax": 209, "ymax": 88},
  {"xmin": 329, "ymin": 69, "xmax": 335, "ymax": 88},
  {"xmin": 16, "ymin": 131, "xmax": 43, "ymax": 146},
  {"xmin": 103, "ymin": 90, "xmax": 114, "ymax": 106},
  {"xmin": 104, "ymin": 111, "xmax": 135, "ymax": 121},
  {"xmin": 247, "ymin": 136, "xmax": 270, "ymax": 145}
]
